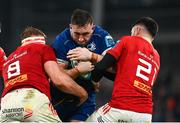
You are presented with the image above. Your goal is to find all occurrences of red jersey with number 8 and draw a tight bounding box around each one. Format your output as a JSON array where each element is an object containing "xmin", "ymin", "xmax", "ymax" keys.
[
  {"xmin": 2, "ymin": 43, "xmax": 57, "ymax": 99},
  {"xmin": 107, "ymin": 36, "xmax": 160, "ymax": 114}
]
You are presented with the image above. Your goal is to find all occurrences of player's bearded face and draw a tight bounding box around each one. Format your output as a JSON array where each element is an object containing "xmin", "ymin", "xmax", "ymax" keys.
[{"xmin": 70, "ymin": 23, "xmax": 94, "ymax": 46}]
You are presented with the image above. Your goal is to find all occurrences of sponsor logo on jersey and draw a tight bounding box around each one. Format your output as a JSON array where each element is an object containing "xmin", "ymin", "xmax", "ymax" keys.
[
  {"xmin": 5, "ymin": 74, "xmax": 28, "ymax": 87},
  {"xmin": 133, "ymin": 80, "xmax": 152, "ymax": 96},
  {"xmin": 4, "ymin": 51, "xmax": 27, "ymax": 66},
  {"xmin": 2, "ymin": 107, "xmax": 24, "ymax": 118}
]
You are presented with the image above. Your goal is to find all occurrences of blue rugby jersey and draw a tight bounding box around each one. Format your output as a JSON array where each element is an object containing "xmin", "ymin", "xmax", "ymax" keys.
[
  {"xmin": 50, "ymin": 25, "xmax": 115, "ymax": 121},
  {"xmin": 52, "ymin": 25, "xmax": 115, "ymax": 90}
]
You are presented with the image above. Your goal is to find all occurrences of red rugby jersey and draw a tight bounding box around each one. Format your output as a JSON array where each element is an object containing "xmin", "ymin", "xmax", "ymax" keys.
[
  {"xmin": 107, "ymin": 36, "xmax": 160, "ymax": 114},
  {"xmin": 2, "ymin": 43, "xmax": 57, "ymax": 100}
]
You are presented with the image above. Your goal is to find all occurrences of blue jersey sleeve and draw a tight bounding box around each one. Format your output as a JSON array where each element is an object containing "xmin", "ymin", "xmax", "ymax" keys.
[
  {"xmin": 51, "ymin": 30, "xmax": 69, "ymax": 64},
  {"xmin": 91, "ymin": 26, "xmax": 116, "ymax": 55}
]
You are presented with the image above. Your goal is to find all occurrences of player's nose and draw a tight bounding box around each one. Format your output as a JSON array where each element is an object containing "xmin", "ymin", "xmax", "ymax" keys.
[{"xmin": 78, "ymin": 35, "xmax": 85, "ymax": 42}]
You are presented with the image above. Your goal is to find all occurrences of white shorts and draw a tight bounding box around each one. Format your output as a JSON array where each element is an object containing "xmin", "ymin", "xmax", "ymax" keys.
[
  {"xmin": 0, "ymin": 88, "xmax": 61, "ymax": 122},
  {"xmin": 86, "ymin": 103, "xmax": 152, "ymax": 123}
]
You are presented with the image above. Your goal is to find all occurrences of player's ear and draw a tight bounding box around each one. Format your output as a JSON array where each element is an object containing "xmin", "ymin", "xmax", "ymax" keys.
[
  {"xmin": 131, "ymin": 26, "xmax": 136, "ymax": 36},
  {"xmin": 132, "ymin": 26, "xmax": 140, "ymax": 36},
  {"xmin": 137, "ymin": 27, "xmax": 141, "ymax": 33},
  {"xmin": 92, "ymin": 24, "xmax": 95, "ymax": 30},
  {"xmin": 69, "ymin": 24, "xmax": 72, "ymax": 29}
]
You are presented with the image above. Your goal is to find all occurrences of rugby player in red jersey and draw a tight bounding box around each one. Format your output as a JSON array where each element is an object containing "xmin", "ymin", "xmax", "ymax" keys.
[
  {"xmin": 0, "ymin": 27, "xmax": 89, "ymax": 122},
  {"xmin": 86, "ymin": 17, "xmax": 160, "ymax": 122},
  {"xmin": 0, "ymin": 22, "xmax": 7, "ymax": 76}
]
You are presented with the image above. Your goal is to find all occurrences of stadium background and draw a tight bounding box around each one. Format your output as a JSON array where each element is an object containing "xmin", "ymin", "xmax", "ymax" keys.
[{"xmin": 0, "ymin": 0, "xmax": 180, "ymax": 121}]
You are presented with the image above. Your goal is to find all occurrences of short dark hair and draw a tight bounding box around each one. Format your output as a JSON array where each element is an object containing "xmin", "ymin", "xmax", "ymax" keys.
[
  {"xmin": 133, "ymin": 17, "xmax": 159, "ymax": 38},
  {"xmin": 20, "ymin": 26, "xmax": 47, "ymax": 40},
  {"xmin": 71, "ymin": 9, "xmax": 93, "ymax": 26}
]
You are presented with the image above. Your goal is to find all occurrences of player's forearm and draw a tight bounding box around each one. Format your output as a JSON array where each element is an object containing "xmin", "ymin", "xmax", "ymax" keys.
[
  {"xmin": 92, "ymin": 53, "xmax": 116, "ymax": 82},
  {"xmin": 57, "ymin": 63, "xmax": 80, "ymax": 79},
  {"xmin": 65, "ymin": 67, "xmax": 80, "ymax": 79},
  {"xmin": 91, "ymin": 52, "xmax": 116, "ymax": 73},
  {"xmin": 45, "ymin": 61, "xmax": 83, "ymax": 94},
  {"xmin": 90, "ymin": 52, "xmax": 103, "ymax": 63},
  {"xmin": 56, "ymin": 75, "xmax": 88, "ymax": 99}
]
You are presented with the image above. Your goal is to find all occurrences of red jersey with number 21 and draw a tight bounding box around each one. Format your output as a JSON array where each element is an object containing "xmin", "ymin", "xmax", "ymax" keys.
[
  {"xmin": 107, "ymin": 36, "xmax": 160, "ymax": 114},
  {"xmin": 2, "ymin": 43, "xmax": 57, "ymax": 100}
]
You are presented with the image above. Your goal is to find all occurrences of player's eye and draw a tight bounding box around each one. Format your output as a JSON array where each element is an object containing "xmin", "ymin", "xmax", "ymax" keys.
[{"xmin": 74, "ymin": 32, "xmax": 91, "ymax": 37}]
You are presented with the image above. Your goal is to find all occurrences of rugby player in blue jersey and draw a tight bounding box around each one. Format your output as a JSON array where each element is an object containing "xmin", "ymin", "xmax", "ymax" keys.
[{"xmin": 51, "ymin": 8, "xmax": 116, "ymax": 122}]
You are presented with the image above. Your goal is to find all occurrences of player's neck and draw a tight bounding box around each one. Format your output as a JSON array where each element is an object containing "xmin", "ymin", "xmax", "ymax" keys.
[
  {"xmin": 21, "ymin": 36, "xmax": 46, "ymax": 46},
  {"xmin": 140, "ymin": 35, "xmax": 152, "ymax": 45}
]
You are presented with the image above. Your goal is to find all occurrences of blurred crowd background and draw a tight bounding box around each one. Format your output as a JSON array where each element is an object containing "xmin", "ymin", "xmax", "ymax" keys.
[{"xmin": 0, "ymin": 0, "xmax": 180, "ymax": 121}]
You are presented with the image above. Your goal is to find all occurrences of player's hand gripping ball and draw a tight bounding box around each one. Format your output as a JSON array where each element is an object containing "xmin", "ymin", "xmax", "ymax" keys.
[{"xmin": 71, "ymin": 60, "xmax": 91, "ymax": 79}]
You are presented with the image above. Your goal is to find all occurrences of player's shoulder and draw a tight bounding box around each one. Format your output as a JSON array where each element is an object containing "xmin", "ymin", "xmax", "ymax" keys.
[
  {"xmin": 52, "ymin": 28, "xmax": 73, "ymax": 48},
  {"xmin": 0, "ymin": 47, "xmax": 6, "ymax": 58},
  {"xmin": 93, "ymin": 26, "xmax": 114, "ymax": 45},
  {"xmin": 54, "ymin": 28, "xmax": 72, "ymax": 45},
  {"xmin": 120, "ymin": 36, "xmax": 132, "ymax": 41},
  {"xmin": 120, "ymin": 36, "xmax": 145, "ymax": 44},
  {"xmin": 31, "ymin": 44, "xmax": 55, "ymax": 58},
  {"xmin": 153, "ymin": 48, "xmax": 160, "ymax": 58},
  {"xmin": 28, "ymin": 43, "xmax": 53, "ymax": 52},
  {"xmin": 118, "ymin": 36, "xmax": 132, "ymax": 44},
  {"xmin": 93, "ymin": 25, "xmax": 112, "ymax": 38},
  {"xmin": 0, "ymin": 47, "xmax": 4, "ymax": 53},
  {"xmin": 93, "ymin": 25, "xmax": 110, "ymax": 36},
  {"xmin": 41, "ymin": 44, "xmax": 54, "ymax": 51}
]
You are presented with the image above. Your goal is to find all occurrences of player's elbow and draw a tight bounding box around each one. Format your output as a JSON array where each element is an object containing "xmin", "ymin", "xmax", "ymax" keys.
[
  {"xmin": 51, "ymin": 75, "xmax": 65, "ymax": 88},
  {"xmin": 52, "ymin": 75, "xmax": 71, "ymax": 89}
]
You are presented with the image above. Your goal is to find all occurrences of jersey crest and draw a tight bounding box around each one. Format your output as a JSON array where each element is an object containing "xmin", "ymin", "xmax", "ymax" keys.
[
  {"xmin": 87, "ymin": 42, "xmax": 96, "ymax": 51},
  {"xmin": 105, "ymin": 35, "xmax": 114, "ymax": 47}
]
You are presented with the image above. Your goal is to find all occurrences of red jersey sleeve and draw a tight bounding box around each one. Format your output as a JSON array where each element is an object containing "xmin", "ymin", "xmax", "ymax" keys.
[
  {"xmin": 107, "ymin": 37, "xmax": 126, "ymax": 60},
  {"xmin": 42, "ymin": 46, "xmax": 57, "ymax": 63}
]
